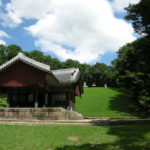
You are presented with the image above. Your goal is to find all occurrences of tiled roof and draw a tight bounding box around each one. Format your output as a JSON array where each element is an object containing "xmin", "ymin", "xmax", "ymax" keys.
[
  {"xmin": 0, "ymin": 53, "xmax": 81, "ymax": 84},
  {"xmin": 0, "ymin": 52, "xmax": 50, "ymax": 73},
  {"xmin": 52, "ymin": 68, "xmax": 80, "ymax": 84}
]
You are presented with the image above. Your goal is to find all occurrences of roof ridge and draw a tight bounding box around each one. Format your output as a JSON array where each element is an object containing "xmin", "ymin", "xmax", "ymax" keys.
[
  {"xmin": 0, "ymin": 52, "xmax": 50, "ymax": 73},
  {"xmin": 19, "ymin": 53, "xmax": 50, "ymax": 70},
  {"xmin": 52, "ymin": 68, "xmax": 78, "ymax": 72}
]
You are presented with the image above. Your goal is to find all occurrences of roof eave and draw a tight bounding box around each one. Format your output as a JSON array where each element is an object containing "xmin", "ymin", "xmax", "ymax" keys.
[{"xmin": 0, "ymin": 53, "xmax": 51, "ymax": 73}]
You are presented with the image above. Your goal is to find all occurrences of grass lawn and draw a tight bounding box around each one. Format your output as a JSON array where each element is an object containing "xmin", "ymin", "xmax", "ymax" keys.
[
  {"xmin": 0, "ymin": 96, "xmax": 7, "ymax": 107},
  {"xmin": 0, "ymin": 124, "xmax": 149, "ymax": 150},
  {"xmin": 76, "ymin": 87, "xmax": 133, "ymax": 117}
]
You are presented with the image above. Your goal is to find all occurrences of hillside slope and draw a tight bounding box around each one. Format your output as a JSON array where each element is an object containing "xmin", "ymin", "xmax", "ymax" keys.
[{"xmin": 76, "ymin": 87, "xmax": 132, "ymax": 117}]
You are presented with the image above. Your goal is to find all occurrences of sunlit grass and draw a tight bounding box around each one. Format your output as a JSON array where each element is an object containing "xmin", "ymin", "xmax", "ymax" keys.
[
  {"xmin": 0, "ymin": 96, "xmax": 7, "ymax": 107},
  {"xmin": 76, "ymin": 87, "xmax": 132, "ymax": 117},
  {"xmin": 0, "ymin": 125, "xmax": 150, "ymax": 150}
]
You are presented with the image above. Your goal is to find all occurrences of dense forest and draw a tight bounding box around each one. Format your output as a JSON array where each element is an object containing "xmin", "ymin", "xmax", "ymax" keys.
[{"xmin": 113, "ymin": 0, "xmax": 150, "ymax": 114}]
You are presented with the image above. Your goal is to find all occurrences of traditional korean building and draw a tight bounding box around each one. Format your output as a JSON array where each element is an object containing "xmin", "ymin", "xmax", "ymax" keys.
[{"xmin": 0, "ymin": 53, "xmax": 83, "ymax": 111}]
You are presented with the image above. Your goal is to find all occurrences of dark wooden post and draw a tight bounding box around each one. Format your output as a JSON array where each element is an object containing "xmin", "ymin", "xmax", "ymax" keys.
[
  {"xmin": 16, "ymin": 89, "xmax": 19, "ymax": 107},
  {"xmin": 25, "ymin": 93, "xmax": 28, "ymax": 107},
  {"xmin": 34, "ymin": 92, "xmax": 38, "ymax": 108},
  {"xmin": 48, "ymin": 93, "xmax": 52, "ymax": 107},
  {"xmin": 7, "ymin": 91, "xmax": 10, "ymax": 108},
  {"xmin": 44, "ymin": 93, "xmax": 48, "ymax": 107},
  {"xmin": 67, "ymin": 92, "xmax": 73, "ymax": 111},
  {"xmin": 72, "ymin": 92, "xmax": 75, "ymax": 110},
  {"xmin": 51, "ymin": 93, "xmax": 54, "ymax": 107}
]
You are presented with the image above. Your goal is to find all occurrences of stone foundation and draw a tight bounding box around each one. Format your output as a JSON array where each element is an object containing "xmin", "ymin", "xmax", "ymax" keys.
[{"xmin": 0, "ymin": 107, "xmax": 83, "ymax": 120}]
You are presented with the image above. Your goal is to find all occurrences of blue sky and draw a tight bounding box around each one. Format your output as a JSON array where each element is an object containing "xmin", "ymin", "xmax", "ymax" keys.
[{"xmin": 0, "ymin": 0, "xmax": 140, "ymax": 65}]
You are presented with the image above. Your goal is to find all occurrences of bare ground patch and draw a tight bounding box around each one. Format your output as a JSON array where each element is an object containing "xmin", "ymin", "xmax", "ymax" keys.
[{"xmin": 68, "ymin": 136, "xmax": 79, "ymax": 141}]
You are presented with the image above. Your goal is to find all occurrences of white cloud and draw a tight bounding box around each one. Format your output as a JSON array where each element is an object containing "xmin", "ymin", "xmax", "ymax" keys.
[
  {"xmin": 0, "ymin": 30, "xmax": 9, "ymax": 38},
  {"xmin": 0, "ymin": 0, "xmax": 2, "ymax": 6},
  {"xmin": 0, "ymin": 40, "xmax": 6, "ymax": 45},
  {"xmin": 1, "ymin": 0, "xmax": 136, "ymax": 63},
  {"xmin": 0, "ymin": 30, "xmax": 9, "ymax": 45},
  {"xmin": 0, "ymin": 0, "xmax": 53, "ymax": 27},
  {"xmin": 112, "ymin": 0, "xmax": 140, "ymax": 12}
]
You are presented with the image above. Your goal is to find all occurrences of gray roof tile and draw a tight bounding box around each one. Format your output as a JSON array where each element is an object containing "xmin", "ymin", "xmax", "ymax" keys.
[
  {"xmin": 52, "ymin": 68, "xmax": 80, "ymax": 84},
  {"xmin": 0, "ymin": 52, "xmax": 50, "ymax": 73}
]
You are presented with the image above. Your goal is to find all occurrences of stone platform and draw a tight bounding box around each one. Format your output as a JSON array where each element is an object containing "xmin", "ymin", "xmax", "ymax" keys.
[
  {"xmin": 0, "ymin": 118, "xmax": 149, "ymax": 126},
  {"xmin": 0, "ymin": 107, "xmax": 83, "ymax": 120}
]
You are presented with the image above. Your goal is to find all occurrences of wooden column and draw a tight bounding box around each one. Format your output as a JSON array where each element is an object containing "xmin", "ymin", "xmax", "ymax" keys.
[
  {"xmin": 34, "ymin": 92, "xmax": 38, "ymax": 108},
  {"xmin": 51, "ymin": 93, "xmax": 54, "ymax": 107},
  {"xmin": 67, "ymin": 92, "xmax": 73, "ymax": 111},
  {"xmin": 7, "ymin": 92, "xmax": 10, "ymax": 108},
  {"xmin": 72, "ymin": 92, "xmax": 75, "ymax": 111},
  {"xmin": 25, "ymin": 93, "xmax": 28, "ymax": 107},
  {"xmin": 48, "ymin": 93, "xmax": 52, "ymax": 107},
  {"xmin": 16, "ymin": 90, "xmax": 19, "ymax": 107},
  {"xmin": 44, "ymin": 93, "xmax": 48, "ymax": 107}
]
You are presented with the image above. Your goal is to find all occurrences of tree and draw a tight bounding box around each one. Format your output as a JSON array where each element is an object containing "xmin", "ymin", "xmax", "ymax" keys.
[
  {"xmin": 125, "ymin": 0, "xmax": 150, "ymax": 35},
  {"xmin": 106, "ymin": 66, "xmax": 117, "ymax": 87},
  {"xmin": 90, "ymin": 63, "xmax": 107, "ymax": 86},
  {"xmin": 80, "ymin": 64, "xmax": 92, "ymax": 86},
  {"xmin": 113, "ymin": 0, "xmax": 150, "ymax": 114},
  {"xmin": 24, "ymin": 50, "xmax": 62, "ymax": 69},
  {"xmin": 0, "ymin": 44, "xmax": 22, "ymax": 64},
  {"xmin": 89, "ymin": 63, "xmax": 117, "ymax": 87},
  {"xmin": 24, "ymin": 50, "xmax": 45, "ymax": 62},
  {"xmin": 6, "ymin": 44, "xmax": 22, "ymax": 60},
  {"xmin": 61, "ymin": 59, "xmax": 81, "ymax": 69},
  {"xmin": 114, "ymin": 37, "xmax": 150, "ymax": 112},
  {"xmin": 0, "ymin": 45, "xmax": 6, "ymax": 65}
]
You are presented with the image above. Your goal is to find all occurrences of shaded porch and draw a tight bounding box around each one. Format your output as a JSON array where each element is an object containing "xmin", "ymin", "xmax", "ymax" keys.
[{"xmin": 5, "ymin": 86, "xmax": 75, "ymax": 110}]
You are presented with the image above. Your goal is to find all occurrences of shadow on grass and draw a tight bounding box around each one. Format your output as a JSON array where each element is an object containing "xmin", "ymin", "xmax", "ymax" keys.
[
  {"xmin": 55, "ymin": 125, "xmax": 150, "ymax": 150},
  {"xmin": 107, "ymin": 88, "xmax": 138, "ymax": 117},
  {"xmin": 55, "ymin": 143, "xmax": 150, "ymax": 150}
]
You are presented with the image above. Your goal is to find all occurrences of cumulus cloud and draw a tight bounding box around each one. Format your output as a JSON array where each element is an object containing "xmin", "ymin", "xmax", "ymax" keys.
[
  {"xmin": 0, "ymin": 0, "xmax": 53, "ymax": 27},
  {"xmin": 0, "ymin": 30, "xmax": 9, "ymax": 38},
  {"xmin": 1, "ymin": 0, "xmax": 137, "ymax": 63},
  {"xmin": 0, "ymin": 40, "xmax": 6, "ymax": 45},
  {"xmin": 112, "ymin": 0, "xmax": 140, "ymax": 12},
  {"xmin": 0, "ymin": 30, "xmax": 9, "ymax": 45}
]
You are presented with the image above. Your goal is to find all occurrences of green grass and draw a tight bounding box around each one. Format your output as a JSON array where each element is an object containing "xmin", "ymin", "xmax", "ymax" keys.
[
  {"xmin": 0, "ymin": 125, "xmax": 149, "ymax": 150},
  {"xmin": 76, "ymin": 87, "xmax": 133, "ymax": 117},
  {"xmin": 0, "ymin": 96, "xmax": 7, "ymax": 107}
]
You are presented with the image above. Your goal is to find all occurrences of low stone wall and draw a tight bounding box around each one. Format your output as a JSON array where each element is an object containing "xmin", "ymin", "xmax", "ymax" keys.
[{"xmin": 0, "ymin": 107, "xmax": 83, "ymax": 120}]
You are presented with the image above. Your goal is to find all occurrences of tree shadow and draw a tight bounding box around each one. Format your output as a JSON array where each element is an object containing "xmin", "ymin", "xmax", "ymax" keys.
[
  {"xmin": 107, "ymin": 88, "xmax": 139, "ymax": 117},
  {"xmin": 55, "ymin": 125, "xmax": 150, "ymax": 150}
]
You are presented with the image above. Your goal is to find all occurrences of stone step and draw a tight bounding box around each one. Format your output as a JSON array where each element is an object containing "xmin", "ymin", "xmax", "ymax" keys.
[
  {"xmin": 0, "ymin": 118, "xmax": 150, "ymax": 126},
  {"xmin": 0, "ymin": 118, "xmax": 109, "ymax": 125}
]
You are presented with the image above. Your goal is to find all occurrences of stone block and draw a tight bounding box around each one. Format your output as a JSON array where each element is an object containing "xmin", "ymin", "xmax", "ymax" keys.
[
  {"xmin": 33, "ymin": 112, "xmax": 49, "ymax": 117},
  {"xmin": 0, "ymin": 107, "xmax": 83, "ymax": 120}
]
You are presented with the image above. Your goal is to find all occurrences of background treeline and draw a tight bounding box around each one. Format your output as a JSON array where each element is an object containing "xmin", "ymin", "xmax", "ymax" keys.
[{"xmin": 0, "ymin": 44, "xmax": 117, "ymax": 87}]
